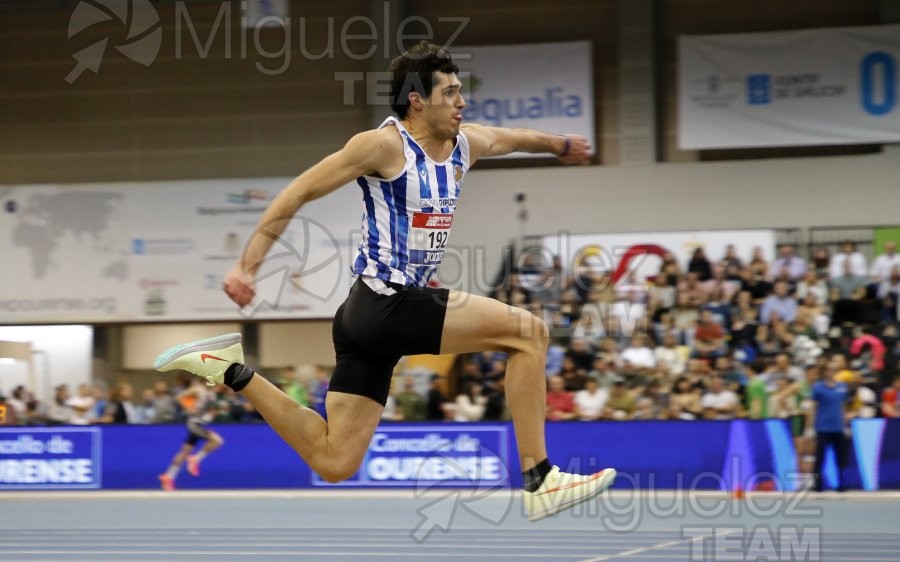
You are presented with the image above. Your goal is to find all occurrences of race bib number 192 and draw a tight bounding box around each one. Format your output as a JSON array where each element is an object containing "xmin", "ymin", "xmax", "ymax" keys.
[{"xmin": 409, "ymin": 212, "xmax": 452, "ymax": 265}]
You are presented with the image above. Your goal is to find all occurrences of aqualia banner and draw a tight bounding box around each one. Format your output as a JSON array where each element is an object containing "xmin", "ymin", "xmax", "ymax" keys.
[
  {"xmin": 679, "ymin": 25, "xmax": 900, "ymax": 149},
  {"xmin": 455, "ymin": 41, "xmax": 595, "ymax": 158}
]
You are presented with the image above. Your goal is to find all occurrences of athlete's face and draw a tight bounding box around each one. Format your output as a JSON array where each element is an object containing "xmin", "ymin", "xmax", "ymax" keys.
[{"xmin": 423, "ymin": 71, "xmax": 465, "ymax": 139}]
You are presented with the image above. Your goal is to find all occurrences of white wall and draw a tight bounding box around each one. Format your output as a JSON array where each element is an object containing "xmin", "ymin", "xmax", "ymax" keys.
[
  {"xmin": 440, "ymin": 146, "xmax": 900, "ymax": 292},
  {"xmin": 0, "ymin": 325, "xmax": 93, "ymax": 403}
]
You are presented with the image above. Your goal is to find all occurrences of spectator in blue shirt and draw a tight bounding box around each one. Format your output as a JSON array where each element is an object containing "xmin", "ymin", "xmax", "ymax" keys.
[
  {"xmin": 811, "ymin": 360, "xmax": 849, "ymax": 492},
  {"xmin": 759, "ymin": 281, "xmax": 798, "ymax": 325}
]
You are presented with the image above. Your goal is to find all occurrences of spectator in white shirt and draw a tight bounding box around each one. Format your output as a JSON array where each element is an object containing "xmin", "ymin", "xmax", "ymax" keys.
[
  {"xmin": 701, "ymin": 376, "xmax": 739, "ymax": 420},
  {"xmin": 67, "ymin": 384, "xmax": 96, "ymax": 425},
  {"xmin": 654, "ymin": 332, "xmax": 686, "ymax": 376},
  {"xmin": 574, "ymin": 378, "xmax": 608, "ymax": 421},
  {"xmin": 453, "ymin": 383, "xmax": 487, "ymax": 422},
  {"xmin": 829, "ymin": 241, "xmax": 868, "ymax": 280},
  {"xmin": 870, "ymin": 241, "xmax": 900, "ymax": 283},
  {"xmin": 620, "ymin": 334, "xmax": 656, "ymax": 370}
]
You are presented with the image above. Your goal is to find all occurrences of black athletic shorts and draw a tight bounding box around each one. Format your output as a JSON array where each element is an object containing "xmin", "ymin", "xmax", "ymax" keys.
[
  {"xmin": 330, "ymin": 277, "xmax": 450, "ymax": 406},
  {"xmin": 185, "ymin": 417, "xmax": 211, "ymax": 446}
]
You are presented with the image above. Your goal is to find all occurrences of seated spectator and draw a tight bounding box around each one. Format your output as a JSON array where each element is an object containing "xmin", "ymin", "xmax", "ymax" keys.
[
  {"xmin": 702, "ymin": 264, "xmax": 740, "ymax": 303},
  {"xmin": 8, "ymin": 386, "xmax": 27, "ymax": 423},
  {"xmin": 546, "ymin": 375, "xmax": 576, "ymax": 421},
  {"xmin": 796, "ymin": 270, "xmax": 829, "ymax": 307},
  {"xmin": 810, "ymin": 246, "xmax": 830, "ymax": 279},
  {"xmin": 587, "ymin": 355, "xmax": 620, "ymax": 390},
  {"xmin": 701, "ymin": 376, "xmax": 740, "ymax": 420},
  {"xmin": 797, "ymin": 293, "xmax": 830, "ymax": 336},
  {"xmin": 454, "ymin": 382, "xmax": 487, "ymax": 422},
  {"xmin": 870, "ymin": 241, "xmax": 900, "ymax": 284},
  {"xmin": 482, "ymin": 377, "xmax": 510, "ymax": 421},
  {"xmin": 545, "ymin": 342, "xmax": 567, "ymax": 377},
  {"xmin": 136, "ymin": 388, "xmax": 157, "ymax": 424},
  {"xmin": 878, "ymin": 266, "xmax": 900, "ymax": 323},
  {"xmin": 67, "ymin": 384, "xmax": 96, "ymax": 425},
  {"xmin": 394, "ymin": 376, "xmax": 426, "ymax": 421},
  {"xmin": 720, "ymin": 244, "xmax": 744, "ymax": 273},
  {"xmin": 772, "ymin": 244, "xmax": 807, "ymax": 282},
  {"xmin": 633, "ymin": 397, "xmax": 657, "ymax": 420},
  {"xmin": 151, "ymin": 380, "xmax": 178, "ymax": 423},
  {"xmin": 671, "ymin": 293, "xmax": 700, "ymax": 347},
  {"xmin": 596, "ymin": 337, "xmax": 621, "ymax": 367},
  {"xmin": 829, "ymin": 241, "xmax": 868, "ymax": 280},
  {"xmin": 426, "ymin": 375, "xmax": 448, "ymax": 421},
  {"xmin": 694, "ymin": 310, "xmax": 726, "ymax": 359},
  {"xmin": 102, "ymin": 382, "xmax": 138, "ymax": 424},
  {"xmin": 648, "ymin": 273, "xmax": 677, "ymax": 311},
  {"xmin": 748, "ymin": 246, "xmax": 770, "ymax": 280},
  {"xmin": 621, "ymin": 334, "xmax": 656, "ymax": 370},
  {"xmin": 658, "ymin": 251, "xmax": 682, "ymax": 286},
  {"xmin": 91, "ymin": 385, "xmax": 109, "ymax": 421},
  {"xmin": 574, "ymin": 377, "xmax": 608, "ymax": 421},
  {"xmin": 760, "ymin": 281, "xmax": 798, "ymax": 325},
  {"xmin": 558, "ymin": 356, "xmax": 588, "ymax": 392},
  {"xmin": 703, "ymin": 286, "xmax": 732, "ymax": 328},
  {"xmin": 767, "ymin": 353, "xmax": 804, "ymax": 386},
  {"xmin": 687, "ymin": 247, "xmax": 713, "ymax": 281},
  {"xmin": 655, "ymin": 332, "xmax": 687, "ymax": 376},
  {"xmin": 713, "ymin": 355, "xmax": 744, "ymax": 393},
  {"xmin": 46, "ymin": 385, "xmax": 75, "ymax": 426},
  {"xmin": 567, "ymin": 338, "xmax": 596, "ymax": 372},
  {"xmin": 677, "ymin": 272, "xmax": 707, "ymax": 304},
  {"xmin": 740, "ymin": 266, "xmax": 773, "ymax": 304},
  {"xmin": 604, "ymin": 377, "xmax": 637, "ymax": 420}
]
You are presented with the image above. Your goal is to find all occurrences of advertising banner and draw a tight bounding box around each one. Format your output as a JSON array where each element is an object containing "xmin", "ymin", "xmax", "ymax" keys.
[
  {"xmin": 0, "ymin": 427, "xmax": 101, "ymax": 490},
  {"xmin": 3, "ymin": 420, "xmax": 895, "ymax": 491},
  {"xmin": 539, "ymin": 229, "xmax": 776, "ymax": 284},
  {"xmin": 311, "ymin": 425, "xmax": 510, "ymax": 487},
  {"xmin": 679, "ymin": 25, "xmax": 900, "ymax": 149},
  {"xmin": 456, "ymin": 41, "xmax": 595, "ymax": 158},
  {"xmin": 0, "ymin": 179, "xmax": 361, "ymax": 323}
]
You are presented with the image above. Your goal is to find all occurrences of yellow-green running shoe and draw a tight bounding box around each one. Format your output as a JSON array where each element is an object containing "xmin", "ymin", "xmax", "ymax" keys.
[
  {"xmin": 523, "ymin": 466, "xmax": 616, "ymax": 522},
  {"xmin": 154, "ymin": 333, "xmax": 244, "ymax": 387}
]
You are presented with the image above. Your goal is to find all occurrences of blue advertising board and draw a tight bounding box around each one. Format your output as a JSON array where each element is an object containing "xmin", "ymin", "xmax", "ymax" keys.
[
  {"xmin": 311, "ymin": 425, "xmax": 509, "ymax": 487},
  {"xmin": 0, "ymin": 427, "xmax": 102, "ymax": 490},
  {"xmin": 2, "ymin": 420, "xmax": 899, "ymax": 491}
]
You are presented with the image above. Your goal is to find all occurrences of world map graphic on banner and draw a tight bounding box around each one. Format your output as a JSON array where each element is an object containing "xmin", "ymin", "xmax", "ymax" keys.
[
  {"xmin": 0, "ymin": 180, "xmax": 361, "ymax": 324},
  {"xmin": 9, "ymin": 191, "xmax": 127, "ymax": 281}
]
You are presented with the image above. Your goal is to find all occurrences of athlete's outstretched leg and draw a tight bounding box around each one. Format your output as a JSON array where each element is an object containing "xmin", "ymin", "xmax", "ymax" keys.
[
  {"xmin": 439, "ymin": 291, "xmax": 549, "ymax": 470},
  {"xmin": 439, "ymin": 290, "xmax": 616, "ymax": 521},
  {"xmin": 155, "ymin": 333, "xmax": 384, "ymax": 484},
  {"xmin": 239, "ymin": 376, "xmax": 382, "ymax": 482}
]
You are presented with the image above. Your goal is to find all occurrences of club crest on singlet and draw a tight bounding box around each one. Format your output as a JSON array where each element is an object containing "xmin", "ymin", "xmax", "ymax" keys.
[{"xmin": 352, "ymin": 116, "xmax": 470, "ymax": 287}]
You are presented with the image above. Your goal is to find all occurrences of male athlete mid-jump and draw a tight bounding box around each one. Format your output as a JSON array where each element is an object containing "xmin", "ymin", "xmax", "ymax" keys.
[{"xmin": 155, "ymin": 41, "xmax": 615, "ymax": 521}]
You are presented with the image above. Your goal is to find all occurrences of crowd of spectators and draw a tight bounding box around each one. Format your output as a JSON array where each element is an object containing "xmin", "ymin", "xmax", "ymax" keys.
[
  {"xmin": 422, "ymin": 241, "xmax": 900, "ymax": 426},
  {"xmin": 4, "ymin": 241, "xmax": 900, "ymax": 433},
  {"xmin": 0, "ymin": 376, "xmax": 267, "ymax": 427}
]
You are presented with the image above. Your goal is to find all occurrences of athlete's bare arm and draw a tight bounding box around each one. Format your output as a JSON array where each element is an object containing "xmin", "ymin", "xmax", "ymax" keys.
[
  {"xmin": 461, "ymin": 123, "xmax": 591, "ymax": 165},
  {"xmin": 224, "ymin": 128, "xmax": 404, "ymax": 307}
]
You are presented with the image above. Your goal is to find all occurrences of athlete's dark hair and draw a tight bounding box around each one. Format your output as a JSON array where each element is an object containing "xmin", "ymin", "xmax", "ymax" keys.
[{"xmin": 389, "ymin": 41, "xmax": 459, "ymax": 119}]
